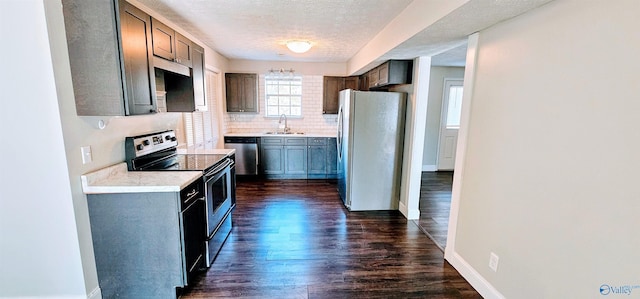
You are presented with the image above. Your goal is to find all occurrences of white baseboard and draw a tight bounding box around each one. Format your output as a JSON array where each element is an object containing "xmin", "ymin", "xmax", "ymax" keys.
[
  {"xmin": 422, "ymin": 165, "xmax": 437, "ymax": 172},
  {"xmin": 398, "ymin": 201, "xmax": 420, "ymax": 220},
  {"xmin": 87, "ymin": 286, "xmax": 101, "ymax": 299},
  {"xmin": 445, "ymin": 251, "xmax": 505, "ymax": 299}
]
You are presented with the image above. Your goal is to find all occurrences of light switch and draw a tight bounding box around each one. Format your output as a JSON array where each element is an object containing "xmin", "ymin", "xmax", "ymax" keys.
[{"xmin": 81, "ymin": 146, "xmax": 93, "ymax": 164}]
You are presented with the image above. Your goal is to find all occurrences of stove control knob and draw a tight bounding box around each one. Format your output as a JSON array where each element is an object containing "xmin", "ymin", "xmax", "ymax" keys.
[
  {"xmin": 136, "ymin": 144, "xmax": 144, "ymax": 151},
  {"xmin": 171, "ymin": 137, "xmax": 177, "ymax": 142},
  {"xmin": 142, "ymin": 140, "xmax": 150, "ymax": 146},
  {"xmin": 165, "ymin": 135, "xmax": 172, "ymax": 140}
]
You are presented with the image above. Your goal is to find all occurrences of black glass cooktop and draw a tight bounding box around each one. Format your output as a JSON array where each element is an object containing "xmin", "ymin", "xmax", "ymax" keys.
[
  {"xmin": 173, "ymin": 154, "xmax": 228, "ymax": 171},
  {"xmin": 138, "ymin": 153, "xmax": 228, "ymax": 172}
]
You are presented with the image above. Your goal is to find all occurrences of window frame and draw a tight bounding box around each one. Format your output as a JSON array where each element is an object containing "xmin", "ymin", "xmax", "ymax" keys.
[{"xmin": 264, "ymin": 74, "xmax": 303, "ymax": 118}]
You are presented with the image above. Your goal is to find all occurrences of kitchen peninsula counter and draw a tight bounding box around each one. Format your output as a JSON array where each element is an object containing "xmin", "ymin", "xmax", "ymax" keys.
[
  {"xmin": 224, "ymin": 132, "xmax": 337, "ymax": 138},
  {"xmin": 81, "ymin": 163, "xmax": 201, "ymax": 194},
  {"xmin": 81, "ymin": 149, "xmax": 235, "ymax": 194},
  {"xmin": 176, "ymin": 147, "xmax": 236, "ymax": 155}
]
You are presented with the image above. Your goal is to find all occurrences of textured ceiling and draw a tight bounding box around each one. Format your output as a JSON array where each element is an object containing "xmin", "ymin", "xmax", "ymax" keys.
[
  {"xmin": 135, "ymin": 0, "xmax": 554, "ymax": 67},
  {"xmin": 135, "ymin": 0, "xmax": 412, "ymax": 62}
]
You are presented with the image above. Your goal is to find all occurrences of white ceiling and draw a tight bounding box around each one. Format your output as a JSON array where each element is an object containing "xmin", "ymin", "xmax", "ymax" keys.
[{"xmin": 135, "ymin": 0, "xmax": 554, "ymax": 68}]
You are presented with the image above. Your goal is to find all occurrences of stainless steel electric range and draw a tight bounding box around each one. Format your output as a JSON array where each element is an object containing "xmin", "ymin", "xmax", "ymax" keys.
[{"xmin": 125, "ymin": 130, "xmax": 235, "ymax": 267}]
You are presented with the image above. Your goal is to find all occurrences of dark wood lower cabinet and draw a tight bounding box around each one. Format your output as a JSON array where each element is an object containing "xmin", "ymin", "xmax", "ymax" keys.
[
  {"xmin": 260, "ymin": 137, "xmax": 337, "ymax": 179},
  {"xmin": 261, "ymin": 145, "xmax": 285, "ymax": 175},
  {"xmin": 87, "ymin": 190, "xmax": 201, "ymax": 298},
  {"xmin": 326, "ymin": 138, "xmax": 338, "ymax": 178},
  {"xmin": 284, "ymin": 145, "xmax": 307, "ymax": 175},
  {"xmin": 307, "ymin": 145, "xmax": 327, "ymax": 178}
]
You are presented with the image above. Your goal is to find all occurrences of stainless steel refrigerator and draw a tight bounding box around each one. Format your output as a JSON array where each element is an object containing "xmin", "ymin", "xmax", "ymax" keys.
[{"xmin": 337, "ymin": 89, "xmax": 406, "ymax": 211}]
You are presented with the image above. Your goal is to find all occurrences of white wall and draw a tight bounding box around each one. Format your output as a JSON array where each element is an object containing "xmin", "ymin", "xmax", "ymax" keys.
[
  {"xmin": 40, "ymin": 1, "xmax": 230, "ymax": 297},
  {"xmin": 228, "ymin": 60, "xmax": 346, "ymax": 76},
  {"xmin": 347, "ymin": 0, "xmax": 469, "ymax": 75},
  {"xmin": 422, "ymin": 66, "xmax": 465, "ymax": 170},
  {"xmin": 392, "ymin": 57, "xmax": 431, "ymax": 220},
  {"xmin": 449, "ymin": 1, "xmax": 640, "ymax": 298},
  {"xmin": 222, "ymin": 60, "xmax": 349, "ymax": 135},
  {"xmin": 223, "ymin": 75, "xmax": 338, "ymax": 135},
  {"xmin": 0, "ymin": 0, "xmax": 86, "ymax": 297}
]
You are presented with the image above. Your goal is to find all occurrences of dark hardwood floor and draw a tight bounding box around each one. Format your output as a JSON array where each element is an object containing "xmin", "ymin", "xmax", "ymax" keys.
[
  {"xmin": 414, "ymin": 172, "xmax": 454, "ymax": 251},
  {"xmin": 180, "ymin": 178, "xmax": 479, "ymax": 298}
]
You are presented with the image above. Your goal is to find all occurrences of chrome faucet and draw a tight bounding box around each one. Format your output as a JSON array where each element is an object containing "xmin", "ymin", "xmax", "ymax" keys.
[{"xmin": 278, "ymin": 114, "xmax": 290, "ymax": 133}]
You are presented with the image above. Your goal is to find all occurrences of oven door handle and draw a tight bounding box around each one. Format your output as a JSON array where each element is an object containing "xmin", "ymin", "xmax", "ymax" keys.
[
  {"xmin": 204, "ymin": 158, "xmax": 233, "ymax": 179},
  {"xmin": 183, "ymin": 196, "xmax": 205, "ymax": 210}
]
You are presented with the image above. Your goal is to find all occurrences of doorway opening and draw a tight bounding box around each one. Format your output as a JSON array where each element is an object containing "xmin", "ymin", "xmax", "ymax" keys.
[
  {"xmin": 414, "ymin": 67, "xmax": 465, "ymax": 251},
  {"xmin": 415, "ymin": 171, "xmax": 453, "ymax": 251},
  {"xmin": 437, "ymin": 79, "xmax": 464, "ymax": 170}
]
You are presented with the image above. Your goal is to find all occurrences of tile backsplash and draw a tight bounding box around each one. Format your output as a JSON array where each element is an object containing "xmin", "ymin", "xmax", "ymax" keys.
[{"xmin": 223, "ymin": 75, "xmax": 338, "ymax": 135}]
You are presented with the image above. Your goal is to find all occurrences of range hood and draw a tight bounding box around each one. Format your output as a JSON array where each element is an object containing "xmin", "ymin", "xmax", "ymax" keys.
[{"xmin": 153, "ymin": 57, "xmax": 190, "ymax": 77}]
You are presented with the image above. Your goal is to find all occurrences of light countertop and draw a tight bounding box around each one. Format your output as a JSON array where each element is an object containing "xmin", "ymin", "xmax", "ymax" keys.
[
  {"xmin": 176, "ymin": 147, "xmax": 235, "ymax": 155},
  {"xmin": 81, "ymin": 163, "xmax": 201, "ymax": 194},
  {"xmin": 225, "ymin": 132, "xmax": 337, "ymax": 138},
  {"xmin": 81, "ymin": 149, "xmax": 235, "ymax": 194}
]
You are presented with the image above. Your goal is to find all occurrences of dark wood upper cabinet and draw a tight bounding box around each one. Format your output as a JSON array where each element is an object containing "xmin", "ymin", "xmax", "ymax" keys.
[
  {"xmin": 151, "ymin": 18, "xmax": 192, "ymax": 67},
  {"xmin": 323, "ymin": 76, "xmax": 360, "ymax": 114},
  {"xmin": 367, "ymin": 60, "xmax": 413, "ymax": 90},
  {"xmin": 323, "ymin": 76, "xmax": 343, "ymax": 114},
  {"xmin": 175, "ymin": 32, "xmax": 193, "ymax": 68},
  {"xmin": 359, "ymin": 73, "xmax": 369, "ymax": 91},
  {"xmin": 163, "ymin": 71, "xmax": 194, "ymax": 113},
  {"xmin": 150, "ymin": 19, "xmax": 174, "ymax": 61},
  {"xmin": 159, "ymin": 41, "xmax": 204, "ymax": 113},
  {"xmin": 191, "ymin": 44, "xmax": 206, "ymax": 110},
  {"xmin": 240, "ymin": 74, "xmax": 258, "ymax": 112},
  {"xmin": 225, "ymin": 74, "xmax": 242, "ymax": 112},
  {"xmin": 225, "ymin": 73, "xmax": 258, "ymax": 113},
  {"xmin": 62, "ymin": 0, "xmax": 157, "ymax": 116},
  {"xmin": 344, "ymin": 76, "xmax": 359, "ymax": 91}
]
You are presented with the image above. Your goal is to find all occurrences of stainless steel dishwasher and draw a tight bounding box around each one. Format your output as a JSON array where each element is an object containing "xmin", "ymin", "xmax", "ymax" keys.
[{"xmin": 223, "ymin": 137, "xmax": 258, "ymax": 175}]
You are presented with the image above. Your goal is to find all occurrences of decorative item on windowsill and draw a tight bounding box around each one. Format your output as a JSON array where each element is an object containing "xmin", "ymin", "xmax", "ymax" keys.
[{"xmin": 268, "ymin": 68, "xmax": 295, "ymax": 77}]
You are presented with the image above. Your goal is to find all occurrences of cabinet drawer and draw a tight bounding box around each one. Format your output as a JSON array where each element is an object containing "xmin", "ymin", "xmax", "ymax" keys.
[
  {"xmin": 261, "ymin": 137, "xmax": 284, "ymax": 145},
  {"xmin": 180, "ymin": 179, "xmax": 204, "ymax": 208},
  {"xmin": 308, "ymin": 137, "xmax": 327, "ymax": 145},
  {"xmin": 285, "ymin": 137, "xmax": 307, "ymax": 146}
]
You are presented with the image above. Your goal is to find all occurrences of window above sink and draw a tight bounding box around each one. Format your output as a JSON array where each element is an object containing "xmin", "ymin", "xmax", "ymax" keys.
[{"xmin": 265, "ymin": 74, "xmax": 303, "ymax": 117}]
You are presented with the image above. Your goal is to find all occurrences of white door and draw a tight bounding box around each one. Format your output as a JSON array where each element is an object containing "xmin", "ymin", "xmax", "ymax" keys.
[{"xmin": 437, "ymin": 79, "xmax": 464, "ymax": 170}]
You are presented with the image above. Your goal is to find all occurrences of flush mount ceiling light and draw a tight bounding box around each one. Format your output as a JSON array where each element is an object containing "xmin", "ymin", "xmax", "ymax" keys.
[{"xmin": 286, "ymin": 40, "xmax": 312, "ymax": 53}]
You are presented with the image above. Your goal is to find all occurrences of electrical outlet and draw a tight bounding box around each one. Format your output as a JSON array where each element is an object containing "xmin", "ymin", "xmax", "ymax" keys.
[
  {"xmin": 81, "ymin": 146, "xmax": 93, "ymax": 164},
  {"xmin": 489, "ymin": 252, "xmax": 499, "ymax": 272}
]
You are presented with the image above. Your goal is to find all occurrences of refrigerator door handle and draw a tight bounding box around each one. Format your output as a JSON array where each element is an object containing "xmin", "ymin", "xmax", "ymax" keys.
[{"xmin": 337, "ymin": 106, "xmax": 343, "ymax": 161}]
